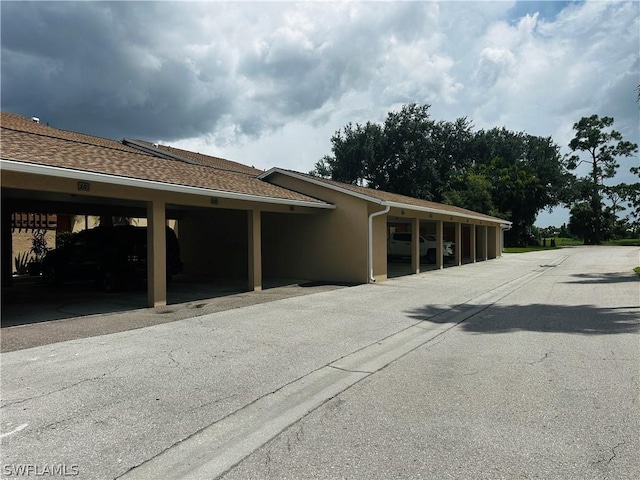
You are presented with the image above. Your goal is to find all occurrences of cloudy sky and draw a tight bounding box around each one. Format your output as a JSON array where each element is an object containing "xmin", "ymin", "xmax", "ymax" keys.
[{"xmin": 2, "ymin": 1, "xmax": 638, "ymax": 226}]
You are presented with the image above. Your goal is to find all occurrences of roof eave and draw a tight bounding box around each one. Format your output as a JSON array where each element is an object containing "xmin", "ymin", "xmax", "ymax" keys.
[
  {"xmin": 0, "ymin": 159, "xmax": 335, "ymax": 210},
  {"xmin": 260, "ymin": 168, "xmax": 511, "ymax": 224},
  {"xmin": 259, "ymin": 167, "xmax": 385, "ymax": 205},
  {"xmin": 383, "ymin": 200, "xmax": 512, "ymax": 225}
]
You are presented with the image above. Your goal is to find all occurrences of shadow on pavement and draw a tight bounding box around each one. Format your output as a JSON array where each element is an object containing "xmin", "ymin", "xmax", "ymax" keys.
[
  {"xmin": 563, "ymin": 273, "xmax": 640, "ymax": 285},
  {"xmin": 405, "ymin": 303, "xmax": 640, "ymax": 335}
]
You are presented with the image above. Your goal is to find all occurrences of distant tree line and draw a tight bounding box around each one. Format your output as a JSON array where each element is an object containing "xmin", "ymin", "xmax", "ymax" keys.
[{"xmin": 312, "ymin": 104, "xmax": 638, "ymax": 246}]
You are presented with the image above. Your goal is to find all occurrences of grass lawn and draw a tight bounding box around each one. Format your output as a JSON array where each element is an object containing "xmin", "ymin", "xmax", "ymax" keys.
[
  {"xmin": 606, "ymin": 239, "xmax": 640, "ymax": 246},
  {"xmin": 503, "ymin": 246, "xmax": 557, "ymax": 253},
  {"xmin": 634, "ymin": 267, "xmax": 640, "ymax": 276},
  {"xmin": 504, "ymin": 237, "xmax": 640, "ymax": 253}
]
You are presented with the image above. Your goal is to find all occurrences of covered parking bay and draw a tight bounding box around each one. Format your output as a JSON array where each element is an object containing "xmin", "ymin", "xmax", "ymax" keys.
[
  {"xmin": 1, "ymin": 166, "xmax": 332, "ymax": 311},
  {"xmin": 258, "ymin": 168, "xmax": 511, "ymax": 284},
  {"xmin": 385, "ymin": 208, "xmax": 503, "ymax": 279},
  {"xmin": 0, "ymin": 113, "xmax": 333, "ymax": 325},
  {"xmin": 2, "ymin": 112, "xmax": 511, "ymax": 329}
]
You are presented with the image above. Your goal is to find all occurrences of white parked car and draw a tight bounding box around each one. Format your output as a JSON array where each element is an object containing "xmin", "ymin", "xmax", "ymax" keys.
[{"xmin": 387, "ymin": 232, "xmax": 455, "ymax": 263}]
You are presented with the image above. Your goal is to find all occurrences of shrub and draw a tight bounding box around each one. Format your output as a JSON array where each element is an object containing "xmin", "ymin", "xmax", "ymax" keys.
[{"xmin": 14, "ymin": 251, "xmax": 32, "ymax": 275}]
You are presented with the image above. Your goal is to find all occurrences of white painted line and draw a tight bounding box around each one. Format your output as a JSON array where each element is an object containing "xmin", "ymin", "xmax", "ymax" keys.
[
  {"xmin": 119, "ymin": 257, "xmax": 568, "ymax": 479},
  {"xmin": 0, "ymin": 423, "xmax": 28, "ymax": 439},
  {"xmin": 119, "ymin": 367, "xmax": 368, "ymax": 480}
]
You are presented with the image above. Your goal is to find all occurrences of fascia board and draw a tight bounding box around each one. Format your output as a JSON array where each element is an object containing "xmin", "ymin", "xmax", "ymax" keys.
[
  {"xmin": 259, "ymin": 168, "xmax": 384, "ymax": 205},
  {"xmin": 383, "ymin": 200, "xmax": 512, "ymax": 226},
  {"xmin": 0, "ymin": 159, "xmax": 335, "ymax": 209}
]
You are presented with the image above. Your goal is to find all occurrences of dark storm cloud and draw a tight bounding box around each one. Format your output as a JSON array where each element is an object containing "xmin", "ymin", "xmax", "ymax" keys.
[
  {"xmin": 238, "ymin": 41, "xmax": 348, "ymax": 120},
  {"xmin": 1, "ymin": 0, "xmax": 636, "ymax": 170},
  {"xmin": 1, "ymin": 1, "xmax": 234, "ymax": 141},
  {"xmin": 1, "ymin": 1, "xmax": 440, "ymax": 142}
]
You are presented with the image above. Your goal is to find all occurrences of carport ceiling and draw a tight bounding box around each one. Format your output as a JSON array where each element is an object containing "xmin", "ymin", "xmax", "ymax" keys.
[
  {"xmin": 388, "ymin": 216, "xmax": 441, "ymax": 224},
  {"xmin": 2, "ymin": 187, "xmax": 150, "ymax": 218},
  {"xmin": 388, "ymin": 216, "xmax": 466, "ymax": 225},
  {"xmin": 388, "ymin": 216, "xmax": 412, "ymax": 224}
]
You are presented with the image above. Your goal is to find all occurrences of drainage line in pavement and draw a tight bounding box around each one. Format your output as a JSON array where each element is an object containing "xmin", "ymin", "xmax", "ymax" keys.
[{"xmin": 119, "ymin": 256, "xmax": 568, "ymax": 480}]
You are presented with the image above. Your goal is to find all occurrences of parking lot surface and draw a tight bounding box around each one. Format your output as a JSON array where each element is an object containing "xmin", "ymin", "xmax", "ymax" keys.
[
  {"xmin": 1, "ymin": 246, "xmax": 638, "ymax": 479},
  {"xmin": 1, "ymin": 278, "xmax": 348, "ymax": 352}
]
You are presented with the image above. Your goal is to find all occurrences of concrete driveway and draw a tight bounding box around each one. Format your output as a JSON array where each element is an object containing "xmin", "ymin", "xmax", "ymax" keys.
[{"xmin": 1, "ymin": 246, "xmax": 638, "ymax": 479}]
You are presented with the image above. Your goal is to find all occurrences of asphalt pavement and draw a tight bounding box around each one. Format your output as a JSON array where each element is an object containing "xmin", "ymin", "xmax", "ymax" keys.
[
  {"xmin": 0, "ymin": 278, "xmax": 348, "ymax": 352},
  {"xmin": 1, "ymin": 246, "xmax": 638, "ymax": 479}
]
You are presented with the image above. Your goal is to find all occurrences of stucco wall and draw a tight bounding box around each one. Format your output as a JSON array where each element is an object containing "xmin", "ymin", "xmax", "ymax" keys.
[
  {"xmin": 11, "ymin": 230, "xmax": 56, "ymax": 274},
  {"xmin": 487, "ymin": 226, "xmax": 499, "ymax": 259},
  {"xmin": 370, "ymin": 206, "xmax": 388, "ymax": 282},
  {"xmin": 262, "ymin": 173, "xmax": 370, "ymax": 283}
]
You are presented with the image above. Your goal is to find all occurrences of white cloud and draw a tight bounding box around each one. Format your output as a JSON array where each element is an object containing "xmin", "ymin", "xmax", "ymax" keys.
[{"xmin": 1, "ymin": 0, "xmax": 638, "ymax": 227}]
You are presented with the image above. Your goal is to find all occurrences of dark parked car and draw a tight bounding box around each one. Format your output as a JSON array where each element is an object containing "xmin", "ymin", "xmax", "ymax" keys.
[{"xmin": 42, "ymin": 225, "xmax": 183, "ymax": 291}]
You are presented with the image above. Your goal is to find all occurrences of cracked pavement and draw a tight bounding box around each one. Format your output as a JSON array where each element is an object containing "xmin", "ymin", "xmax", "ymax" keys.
[{"xmin": 1, "ymin": 246, "xmax": 639, "ymax": 479}]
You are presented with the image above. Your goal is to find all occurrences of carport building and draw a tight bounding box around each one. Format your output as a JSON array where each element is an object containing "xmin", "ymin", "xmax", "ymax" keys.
[
  {"xmin": 1, "ymin": 112, "xmax": 511, "ymax": 309},
  {"xmin": 259, "ymin": 169, "xmax": 511, "ymax": 283}
]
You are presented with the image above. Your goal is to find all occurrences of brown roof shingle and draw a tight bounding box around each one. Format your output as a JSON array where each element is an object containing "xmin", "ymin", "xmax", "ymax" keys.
[
  {"xmin": 0, "ymin": 112, "xmax": 326, "ymax": 205},
  {"xmin": 124, "ymin": 139, "xmax": 264, "ymax": 176},
  {"xmin": 273, "ymin": 170, "xmax": 510, "ymax": 224}
]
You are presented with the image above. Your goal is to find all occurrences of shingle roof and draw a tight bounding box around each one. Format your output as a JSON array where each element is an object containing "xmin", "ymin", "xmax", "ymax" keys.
[
  {"xmin": 0, "ymin": 112, "xmax": 327, "ymax": 206},
  {"xmin": 123, "ymin": 138, "xmax": 264, "ymax": 176},
  {"xmin": 262, "ymin": 168, "xmax": 511, "ymax": 224}
]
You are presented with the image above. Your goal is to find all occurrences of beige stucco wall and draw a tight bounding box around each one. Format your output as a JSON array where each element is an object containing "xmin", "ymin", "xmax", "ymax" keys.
[
  {"xmin": 487, "ymin": 226, "xmax": 498, "ymax": 259},
  {"xmin": 370, "ymin": 204, "xmax": 388, "ymax": 282},
  {"xmin": 11, "ymin": 230, "xmax": 56, "ymax": 274},
  {"xmin": 262, "ymin": 173, "xmax": 370, "ymax": 283}
]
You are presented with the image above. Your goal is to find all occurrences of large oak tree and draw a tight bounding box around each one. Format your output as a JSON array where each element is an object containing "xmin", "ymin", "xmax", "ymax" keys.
[{"xmin": 312, "ymin": 104, "xmax": 569, "ymax": 246}]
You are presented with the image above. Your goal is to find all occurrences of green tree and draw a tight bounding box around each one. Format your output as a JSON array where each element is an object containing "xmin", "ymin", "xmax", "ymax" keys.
[
  {"xmin": 312, "ymin": 121, "xmax": 383, "ymax": 185},
  {"xmin": 312, "ymin": 104, "xmax": 472, "ymax": 201},
  {"xmin": 446, "ymin": 129, "xmax": 568, "ymax": 245},
  {"xmin": 568, "ymin": 202, "xmax": 596, "ymax": 240},
  {"xmin": 442, "ymin": 169, "xmax": 498, "ymax": 217},
  {"xmin": 374, "ymin": 104, "xmax": 456, "ymax": 200},
  {"xmin": 622, "ymin": 166, "xmax": 640, "ymax": 228},
  {"xmin": 566, "ymin": 115, "xmax": 638, "ymax": 244},
  {"xmin": 604, "ymin": 184, "xmax": 630, "ymax": 217},
  {"xmin": 314, "ymin": 104, "xmax": 569, "ymax": 246}
]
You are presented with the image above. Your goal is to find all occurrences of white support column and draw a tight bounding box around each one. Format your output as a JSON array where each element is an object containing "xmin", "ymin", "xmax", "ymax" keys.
[
  {"xmin": 436, "ymin": 219, "xmax": 443, "ymax": 270},
  {"xmin": 411, "ymin": 217, "xmax": 420, "ymax": 274},
  {"xmin": 495, "ymin": 226, "xmax": 502, "ymax": 258},
  {"xmin": 147, "ymin": 200, "xmax": 167, "ymax": 307},
  {"xmin": 248, "ymin": 209, "xmax": 262, "ymax": 291},
  {"xmin": 470, "ymin": 224, "xmax": 477, "ymax": 263}
]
